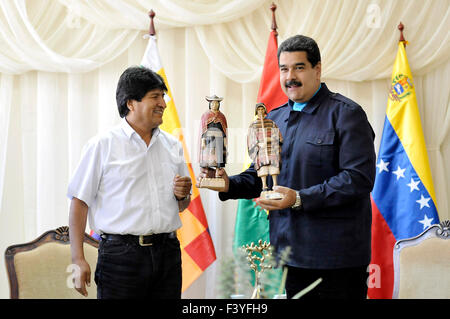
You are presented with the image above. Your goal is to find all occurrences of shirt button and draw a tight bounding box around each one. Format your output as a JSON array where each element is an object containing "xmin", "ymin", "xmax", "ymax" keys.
[{"xmin": 317, "ymin": 139, "xmax": 323, "ymax": 144}]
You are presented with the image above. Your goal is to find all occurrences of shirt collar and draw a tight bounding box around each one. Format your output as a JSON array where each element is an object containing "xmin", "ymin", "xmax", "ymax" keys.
[
  {"xmin": 288, "ymin": 82, "xmax": 327, "ymax": 114},
  {"xmin": 121, "ymin": 118, "xmax": 135, "ymax": 139},
  {"xmin": 121, "ymin": 118, "xmax": 160, "ymax": 140}
]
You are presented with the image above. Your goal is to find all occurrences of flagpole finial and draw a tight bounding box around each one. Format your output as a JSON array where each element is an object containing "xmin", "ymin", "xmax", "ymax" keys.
[
  {"xmin": 148, "ymin": 9, "xmax": 156, "ymax": 36},
  {"xmin": 398, "ymin": 22, "xmax": 406, "ymax": 44},
  {"xmin": 270, "ymin": 2, "xmax": 278, "ymax": 36}
]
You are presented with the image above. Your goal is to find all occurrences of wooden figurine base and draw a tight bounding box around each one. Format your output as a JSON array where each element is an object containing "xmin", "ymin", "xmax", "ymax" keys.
[
  {"xmin": 260, "ymin": 190, "xmax": 284, "ymax": 200},
  {"xmin": 199, "ymin": 177, "xmax": 225, "ymax": 191}
]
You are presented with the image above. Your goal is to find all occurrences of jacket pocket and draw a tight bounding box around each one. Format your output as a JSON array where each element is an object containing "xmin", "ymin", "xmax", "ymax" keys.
[{"xmin": 305, "ymin": 130, "xmax": 335, "ymax": 166}]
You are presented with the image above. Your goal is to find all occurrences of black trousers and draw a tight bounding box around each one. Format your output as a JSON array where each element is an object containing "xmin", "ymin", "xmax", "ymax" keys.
[
  {"xmin": 285, "ymin": 265, "xmax": 369, "ymax": 299},
  {"xmin": 94, "ymin": 234, "xmax": 182, "ymax": 299}
]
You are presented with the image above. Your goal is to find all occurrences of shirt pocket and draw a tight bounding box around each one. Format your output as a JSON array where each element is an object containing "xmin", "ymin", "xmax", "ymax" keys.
[{"xmin": 305, "ymin": 130, "xmax": 336, "ymax": 167}]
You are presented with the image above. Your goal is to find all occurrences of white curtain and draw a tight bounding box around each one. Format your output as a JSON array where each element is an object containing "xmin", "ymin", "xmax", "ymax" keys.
[{"xmin": 0, "ymin": 0, "xmax": 449, "ymax": 298}]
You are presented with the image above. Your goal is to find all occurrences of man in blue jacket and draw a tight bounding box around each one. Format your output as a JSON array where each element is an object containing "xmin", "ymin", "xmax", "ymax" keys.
[{"xmin": 198, "ymin": 35, "xmax": 376, "ymax": 299}]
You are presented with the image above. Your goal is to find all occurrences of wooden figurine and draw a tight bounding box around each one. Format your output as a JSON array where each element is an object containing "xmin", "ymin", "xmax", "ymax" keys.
[
  {"xmin": 198, "ymin": 95, "xmax": 228, "ymax": 190},
  {"xmin": 247, "ymin": 103, "xmax": 284, "ymax": 199}
]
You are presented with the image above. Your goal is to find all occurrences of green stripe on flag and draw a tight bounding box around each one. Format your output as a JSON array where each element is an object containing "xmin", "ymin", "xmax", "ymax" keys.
[{"xmin": 233, "ymin": 198, "xmax": 269, "ymax": 252}]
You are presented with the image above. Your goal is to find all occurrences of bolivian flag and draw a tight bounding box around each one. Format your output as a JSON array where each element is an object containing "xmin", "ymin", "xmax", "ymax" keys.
[{"xmin": 141, "ymin": 34, "xmax": 216, "ymax": 292}]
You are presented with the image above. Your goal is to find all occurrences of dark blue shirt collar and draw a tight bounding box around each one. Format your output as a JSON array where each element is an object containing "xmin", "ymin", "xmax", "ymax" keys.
[{"xmin": 288, "ymin": 82, "xmax": 327, "ymax": 114}]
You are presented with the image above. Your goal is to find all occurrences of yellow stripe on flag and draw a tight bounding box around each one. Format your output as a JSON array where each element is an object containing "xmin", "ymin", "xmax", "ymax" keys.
[
  {"xmin": 386, "ymin": 42, "xmax": 437, "ymax": 206},
  {"xmin": 158, "ymin": 69, "xmax": 200, "ymax": 199},
  {"xmin": 180, "ymin": 249, "xmax": 202, "ymax": 289}
]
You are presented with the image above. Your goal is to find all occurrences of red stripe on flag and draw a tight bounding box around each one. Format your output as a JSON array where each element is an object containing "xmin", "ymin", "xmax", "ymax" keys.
[
  {"xmin": 187, "ymin": 196, "xmax": 208, "ymax": 228},
  {"xmin": 184, "ymin": 230, "xmax": 216, "ymax": 271},
  {"xmin": 368, "ymin": 197, "xmax": 396, "ymax": 299},
  {"xmin": 257, "ymin": 30, "xmax": 287, "ymax": 112}
]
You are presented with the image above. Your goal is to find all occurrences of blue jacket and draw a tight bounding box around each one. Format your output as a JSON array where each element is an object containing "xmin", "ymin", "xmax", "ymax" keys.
[{"xmin": 219, "ymin": 83, "xmax": 376, "ymax": 269}]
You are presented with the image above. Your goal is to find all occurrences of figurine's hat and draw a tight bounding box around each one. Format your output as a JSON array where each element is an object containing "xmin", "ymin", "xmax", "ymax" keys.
[{"xmin": 205, "ymin": 94, "xmax": 223, "ymax": 102}]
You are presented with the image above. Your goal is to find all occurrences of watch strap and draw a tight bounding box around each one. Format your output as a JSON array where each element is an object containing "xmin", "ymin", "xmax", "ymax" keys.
[{"xmin": 292, "ymin": 191, "xmax": 302, "ymax": 209}]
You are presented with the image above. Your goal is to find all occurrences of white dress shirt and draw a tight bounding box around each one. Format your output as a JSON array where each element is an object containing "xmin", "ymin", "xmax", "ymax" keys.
[{"xmin": 67, "ymin": 119, "xmax": 188, "ymax": 235}]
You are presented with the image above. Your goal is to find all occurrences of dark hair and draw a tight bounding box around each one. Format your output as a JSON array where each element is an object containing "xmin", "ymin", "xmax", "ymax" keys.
[
  {"xmin": 116, "ymin": 66, "xmax": 168, "ymax": 118},
  {"xmin": 277, "ymin": 35, "xmax": 321, "ymax": 67}
]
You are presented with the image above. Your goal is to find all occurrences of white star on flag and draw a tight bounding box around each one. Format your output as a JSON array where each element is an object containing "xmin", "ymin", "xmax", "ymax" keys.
[
  {"xmin": 392, "ymin": 165, "xmax": 406, "ymax": 180},
  {"xmin": 416, "ymin": 194, "xmax": 431, "ymax": 210},
  {"xmin": 376, "ymin": 159, "xmax": 389, "ymax": 173},
  {"xmin": 407, "ymin": 178, "xmax": 420, "ymax": 192},
  {"xmin": 418, "ymin": 214, "xmax": 434, "ymax": 230}
]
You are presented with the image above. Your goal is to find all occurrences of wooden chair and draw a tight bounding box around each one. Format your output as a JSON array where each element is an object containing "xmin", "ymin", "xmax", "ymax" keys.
[
  {"xmin": 393, "ymin": 220, "xmax": 450, "ymax": 298},
  {"xmin": 4, "ymin": 226, "xmax": 99, "ymax": 299}
]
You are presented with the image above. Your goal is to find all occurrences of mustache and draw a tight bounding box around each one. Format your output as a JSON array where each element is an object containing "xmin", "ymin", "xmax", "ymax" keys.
[{"xmin": 285, "ymin": 80, "xmax": 303, "ymax": 87}]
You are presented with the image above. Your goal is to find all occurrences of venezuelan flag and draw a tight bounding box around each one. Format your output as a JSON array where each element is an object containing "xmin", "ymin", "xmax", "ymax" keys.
[
  {"xmin": 141, "ymin": 33, "xmax": 216, "ymax": 292},
  {"xmin": 368, "ymin": 42, "xmax": 439, "ymax": 299}
]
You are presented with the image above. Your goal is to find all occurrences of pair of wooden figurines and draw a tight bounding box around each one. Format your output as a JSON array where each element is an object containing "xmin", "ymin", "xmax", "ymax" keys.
[{"xmin": 198, "ymin": 95, "xmax": 283, "ymax": 200}]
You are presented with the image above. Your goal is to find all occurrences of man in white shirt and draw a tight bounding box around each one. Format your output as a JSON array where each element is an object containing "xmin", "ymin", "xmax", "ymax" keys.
[{"xmin": 68, "ymin": 66, "xmax": 192, "ymax": 299}]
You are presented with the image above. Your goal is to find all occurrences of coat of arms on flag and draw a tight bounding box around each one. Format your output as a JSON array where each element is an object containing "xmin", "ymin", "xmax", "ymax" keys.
[{"xmin": 389, "ymin": 74, "xmax": 414, "ymax": 101}]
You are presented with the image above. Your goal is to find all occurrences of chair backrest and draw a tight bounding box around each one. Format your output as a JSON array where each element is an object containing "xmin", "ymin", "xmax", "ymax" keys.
[
  {"xmin": 393, "ymin": 220, "xmax": 450, "ymax": 299},
  {"xmin": 4, "ymin": 226, "xmax": 99, "ymax": 299}
]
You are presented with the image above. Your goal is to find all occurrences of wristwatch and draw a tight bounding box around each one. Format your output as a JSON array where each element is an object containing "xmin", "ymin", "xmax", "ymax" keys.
[{"xmin": 292, "ymin": 191, "xmax": 302, "ymax": 209}]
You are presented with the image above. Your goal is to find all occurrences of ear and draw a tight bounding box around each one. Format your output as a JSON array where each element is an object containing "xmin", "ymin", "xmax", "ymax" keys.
[
  {"xmin": 126, "ymin": 99, "xmax": 135, "ymax": 112},
  {"xmin": 315, "ymin": 61, "xmax": 322, "ymax": 80}
]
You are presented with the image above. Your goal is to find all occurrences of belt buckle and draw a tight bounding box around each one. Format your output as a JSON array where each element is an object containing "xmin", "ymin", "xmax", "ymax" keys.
[{"xmin": 139, "ymin": 235, "xmax": 153, "ymax": 246}]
